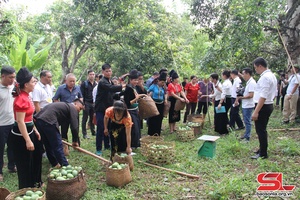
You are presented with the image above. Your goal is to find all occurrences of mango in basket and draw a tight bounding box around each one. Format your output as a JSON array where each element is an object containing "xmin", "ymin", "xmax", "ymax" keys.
[
  {"xmin": 49, "ymin": 165, "xmax": 82, "ymax": 180},
  {"xmin": 14, "ymin": 190, "xmax": 43, "ymax": 200},
  {"xmin": 109, "ymin": 162, "xmax": 127, "ymax": 169}
]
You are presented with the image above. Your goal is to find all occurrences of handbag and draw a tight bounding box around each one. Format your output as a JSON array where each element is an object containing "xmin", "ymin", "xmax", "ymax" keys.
[{"xmin": 215, "ymin": 106, "xmax": 226, "ymax": 113}]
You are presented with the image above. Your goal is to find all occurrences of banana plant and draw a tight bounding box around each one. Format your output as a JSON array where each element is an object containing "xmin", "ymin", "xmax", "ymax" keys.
[{"xmin": 9, "ymin": 34, "xmax": 55, "ymax": 71}]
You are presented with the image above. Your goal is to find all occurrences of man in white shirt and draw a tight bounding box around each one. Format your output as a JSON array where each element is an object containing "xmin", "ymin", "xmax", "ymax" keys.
[
  {"xmin": 32, "ymin": 70, "xmax": 53, "ymax": 113},
  {"xmin": 235, "ymin": 68, "xmax": 256, "ymax": 141},
  {"xmin": 251, "ymin": 57, "xmax": 277, "ymax": 159},
  {"xmin": 0, "ymin": 66, "xmax": 17, "ymax": 182},
  {"xmin": 282, "ymin": 66, "xmax": 300, "ymax": 124},
  {"xmin": 230, "ymin": 69, "xmax": 245, "ymax": 130}
]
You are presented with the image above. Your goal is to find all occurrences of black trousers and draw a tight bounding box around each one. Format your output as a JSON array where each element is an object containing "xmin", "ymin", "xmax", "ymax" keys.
[
  {"xmin": 229, "ymin": 98, "xmax": 244, "ymax": 128},
  {"xmin": 81, "ymin": 102, "xmax": 95, "ymax": 136},
  {"xmin": 254, "ymin": 104, "xmax": 273, "ymax": 157},
  {"xmin": 8, "ymin": 128, "xmax": 43, "ymax": 189},
  {"xmin": 148, "ymin": 102, "xmax": 164, "ymax": 136},
  {"xmin": 0, "ymin": 124, "xmax": 15, "ymax": 174},
  {"xmin": 183, "ymin": 102, "xmax": 197, "ymax": 123},
  {"xmin": 197, "ymin": 101, "xmax": 209, "ymax": 115}
]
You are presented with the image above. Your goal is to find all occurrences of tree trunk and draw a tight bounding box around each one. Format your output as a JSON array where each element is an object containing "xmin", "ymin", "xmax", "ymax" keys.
[
  {"xmin": 279, "ymin": 0, "xmax": 300, "ymax": 65},
  {"xmin": 60, "ymin": 32, "xmax": 72, "ymax": 83}
]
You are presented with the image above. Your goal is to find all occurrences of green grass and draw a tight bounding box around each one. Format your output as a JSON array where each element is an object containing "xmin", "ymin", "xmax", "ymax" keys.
[{"xmin": 1, "ymin": 107, "xmax": 299, "ymax": 199}]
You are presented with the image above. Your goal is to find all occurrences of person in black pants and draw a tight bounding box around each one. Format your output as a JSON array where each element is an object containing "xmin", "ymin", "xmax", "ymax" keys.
[
  {"xmin": 34, "ymin": 100, "xmax": 83, "ymax": 167},
  {"xmin": 80, "ymin": 70, "xmax": 97, "ymax": 139},
  {"xmin": 251, "ymin": 57, "xmax": 277, "ymax": 159}
]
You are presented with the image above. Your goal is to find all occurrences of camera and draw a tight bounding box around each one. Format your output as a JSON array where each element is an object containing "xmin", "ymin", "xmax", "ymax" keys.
[{"xmin": 236, "ymin": 83, "xmax": 245, "ymax": 97}]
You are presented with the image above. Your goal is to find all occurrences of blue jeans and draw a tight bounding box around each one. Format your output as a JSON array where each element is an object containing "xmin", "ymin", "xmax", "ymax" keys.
[
  {"xmin": 35, "ymin": 119, "xmax": 68, "ymax": 166},
  {"xmin": 242, "ymin": 107, "xmax": 253, "ymax": 140},
  {"xmin": 0, "ymin": 124, "xmax": 15, "ymax": 174},
  {"xmin": 96, "ymin": 112, "xmax": 110, "ymax": 151}
]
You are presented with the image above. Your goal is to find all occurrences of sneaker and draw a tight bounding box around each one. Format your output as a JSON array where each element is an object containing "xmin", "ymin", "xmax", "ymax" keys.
[
  {"xmin": 96, "ymin": 150, "xmax": 102, "ymax": 156},
  {"xmin": 83, "ymin": 135, "xmax": 90, "ymax": 139},
  {"xmin": 8, "ymin": 167, "xmax": 17, "ymax": 173}
]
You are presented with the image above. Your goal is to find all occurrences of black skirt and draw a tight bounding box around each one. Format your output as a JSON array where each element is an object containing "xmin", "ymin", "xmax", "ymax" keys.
[
  {"xmin": 128, "ymin": 109, "xmax": 141, "ymax": 148},
  {"xmin": 109, "ymin": 121, "xmax": 127, "ymax": 159},
  {"xmin": 8, "ymin": 125, "xmax": 43, "ymax": 189},
  {"xmin": 168, "ymin": 96, "xmax": 180, "ymax": 123},
  {"xmin": 148, "ymin": 102, "xmax": 164, "ymax": 136}
]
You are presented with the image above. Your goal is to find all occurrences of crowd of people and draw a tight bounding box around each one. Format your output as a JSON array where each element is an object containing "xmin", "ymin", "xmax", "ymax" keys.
[{"xmin": 0, "ymin": 57, "xmax": 298, "ymax": 189}]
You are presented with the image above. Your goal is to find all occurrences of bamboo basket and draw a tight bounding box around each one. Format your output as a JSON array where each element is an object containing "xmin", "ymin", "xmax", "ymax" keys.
[
  {"xmin": 5, "ymin": 187, "xmax": 45, "ymax": 200},
  {"xmin": 187, "ymin": 114, "xmax": 203, "ymax": 124},
  {"xmin": 145, "ymin": 141, "xmax": 175, "ymax": 165},
  {"xmin": 0, "ymin": 188, "xmax": 10, "ymax": 200},
  {"xmin": 46, "ymin": 170, "xmax": 87, "ymax": 200},
  {"xmin": 113, "ymin": 154, "xmax": 134, "ymax": 171},
  {"xmin": 176, "ymin": 129, "xmax": 194, "ymax": 142},
  {"xmin": 106, "ymin": 162, "xmax": 132, "ymax": 187},
  {"xmin": 138, "ymin": 96, "xmax": 159, "ymax": 119},
  {"xmin": 140, "ymin": 134, "xmax": 164, "ymax": 156},
  {"xmin": 174, "ymin": 99, "xmax": 186, "ymax": 111}
]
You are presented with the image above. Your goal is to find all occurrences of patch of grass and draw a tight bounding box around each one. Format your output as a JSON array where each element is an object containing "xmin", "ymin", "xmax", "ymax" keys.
[{"xmin": 0, "ymin": 107, "xmax": 299, "ymax": 199}]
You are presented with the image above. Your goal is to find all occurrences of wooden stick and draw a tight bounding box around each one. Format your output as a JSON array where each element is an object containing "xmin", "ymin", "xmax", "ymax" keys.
[
  {"xmin": 62, "ymin": 140, "xmax": 111, "ymax": 164},
  {"xmin": 138, "ymin": 161, "xmax": 200, "ymax": 179},
  {"xmin": 269, "ymin": 128, "xmax": 300, "ymax": 132}
]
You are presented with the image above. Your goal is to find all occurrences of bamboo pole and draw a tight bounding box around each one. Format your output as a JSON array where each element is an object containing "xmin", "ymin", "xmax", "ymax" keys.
[
  {"xmin": 269, "ymin": 128, "xmax": 300, "ymax": 132},
  {"xmin": 62, "ymin": 140, "xmax": 111, "ymax": 164},
  {"xmin": 277, "ymin": 28, "xmax": 300, "ymax": 84},
  {"xmin": 138, "ymin": 161, "xmax": 200, "ymax": 179}
]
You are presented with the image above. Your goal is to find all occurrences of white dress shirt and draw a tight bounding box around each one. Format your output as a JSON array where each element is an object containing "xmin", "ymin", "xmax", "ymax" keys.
[
  {"xmin": 32, "ymin": 81, "xmax": 53, "ymax": 109},
  {"xmin": 221, "ymin": 79, "xmax": 232, "ymax": 99},
  {"xmin": 253, "ymin": 69, "xmax": 277, "ymax": 104},
  {"xmin": 231, "ymin": 77, "xmax": 242, "ymax": 98},
  {"xmin": 242, "ymin": 77, "xmax": 256, "ymax": 108},
  {"xmin": 286, "ymin": 74, "xmax": 300, "ymax": 95},
  {"xmin": 209, "ymin": 81, "xmax": 222, "ymax": 101}
]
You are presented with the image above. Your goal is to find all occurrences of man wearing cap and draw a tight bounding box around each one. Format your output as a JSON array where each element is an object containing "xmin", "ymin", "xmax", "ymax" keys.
[
  {"xmin": 34, "ymin": 99, "xmax": 84, "ymax": 167},
  {"xmin": 0, "ymin": 66, "xmax": 16, "ymax": 182},
  {"xmin": 145, "ymin": 71, "xmax": 159, "ymax": 88},
  {"xmin": 282, "ymin": 66, "xmax": 300, "ymax": 124}
]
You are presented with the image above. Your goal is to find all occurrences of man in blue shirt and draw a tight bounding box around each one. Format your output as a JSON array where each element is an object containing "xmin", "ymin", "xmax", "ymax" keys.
[{"xmin": 53, "ymin": 73, "xmax": 83, "ymax": 142}]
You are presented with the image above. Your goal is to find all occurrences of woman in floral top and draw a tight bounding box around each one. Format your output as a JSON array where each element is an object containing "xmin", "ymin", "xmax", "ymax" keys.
[{"xmin": 104, "ymin": 101, "xmax": 133, "ymax": 159}]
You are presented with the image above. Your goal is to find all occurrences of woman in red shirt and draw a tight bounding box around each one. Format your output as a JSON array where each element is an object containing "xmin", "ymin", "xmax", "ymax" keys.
[
  {"xmin": 8, "ymin": 67, "xmax": 43, "ymax": 189},
  {"xmin": 104, "ymin": 100, "xmax": 133, "ymax": 160},
  {"xmin": 167, "ymin": 72, "xmax": 189, "ymax": 133},
  {"xmin": 183, "ymin": 76, "xmax": 201, "ymax": 123}
]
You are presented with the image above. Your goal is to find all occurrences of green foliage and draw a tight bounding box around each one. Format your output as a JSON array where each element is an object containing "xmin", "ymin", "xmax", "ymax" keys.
[
  {"xmin": 8, "ymin": 34, "xmax": 55, "ymax": 71},
  {"xmin": 190, "ymin": 0, "xmax": 287, "ymax": 71}
]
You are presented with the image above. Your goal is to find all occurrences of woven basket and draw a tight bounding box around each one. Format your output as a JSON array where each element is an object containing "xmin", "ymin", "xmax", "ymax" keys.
[
  {"xmin": 192, "ymin": 126, "xmax": 202, "ymax": 136},
  {"xmin": 187, "ymin": 114, "xmax": 203, "ymax": 124},
  {"xmin": 163, "ymin": 101, "xmax": 170, "ymax": 117},
  {"xmin": 106, "ymin": 162, "xmax": 132, "ymax": 187},
  {"xmin": 140, "ymin": 134, "xmax": 164, "ymax": 156},
  {"xmin": 138, "ymin": 96, "xmax": 159, "ymax": 119},
  {"xmin": 113, "ymin": 154, "xmax": 134, "ymax": 171},
  {"xmin": 0, "ymin": 188, "xmax": 10, "ymax": 200},
  {"xmin": 176, "ymin": 130, "xmax": 194, "ymax": 142},
  {"xmin": 5, "ymin": 187, "xmax": 45, "ymax": 200},
  {"xmin": 174, "ymin": 99, "xmax": 186, "ymax": 111},
  {"xmin": 46, "ymin": 170, "xmax": 87, "ymax": 200},
  {"xmin": 145, "ymin": 141, "xmax": 175, "ymax": 165}
]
